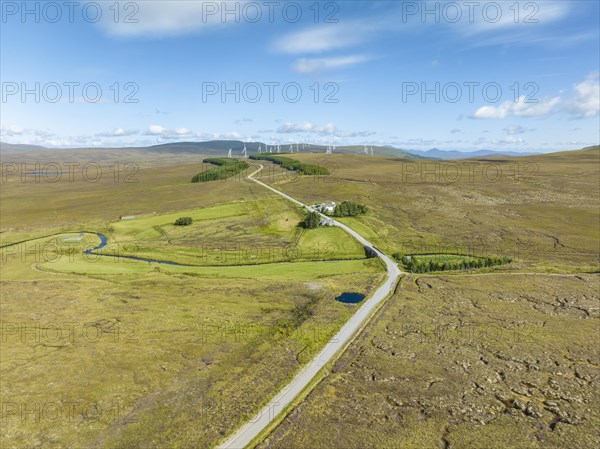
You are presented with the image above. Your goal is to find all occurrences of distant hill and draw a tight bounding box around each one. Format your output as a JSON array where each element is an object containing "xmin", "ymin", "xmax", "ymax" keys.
[
  {"xmin": 328, "ymin": 145, "xmax": 418, "ymax": 158},
  {"xmin": 1, "ymin": 140, "xmax": 593, "ymax": 160},
  {"xmin": 523, "ymin": 145, "xmax": 599, "ymax": 160},
  {"xmin": 147, "ymin": 141, "xmax": 419, "ymax": 158},
  {"xmin": 3, "ymin": 140, "xmax": 416, "ymax": 157},
  {"xmin": 148, "ymin": 141, "xmax": 258, "ymax": 154},
  {"xmin": 0, "ymin": 142, "xmax": 50, "ymax": 153},
  {"xmin": 404, "ymin": 148, "xmax": 538, "ymax": 160}
]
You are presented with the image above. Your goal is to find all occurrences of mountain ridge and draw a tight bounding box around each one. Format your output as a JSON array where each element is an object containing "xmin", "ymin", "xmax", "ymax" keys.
[{"xmin": 1, "ymin": 140, "xmax": 592, "ymax": 159}]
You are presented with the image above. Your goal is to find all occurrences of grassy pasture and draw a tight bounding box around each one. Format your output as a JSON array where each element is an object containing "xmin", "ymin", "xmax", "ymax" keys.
[
  {"xmin": 102, "ymin": 198, "xmax": 365, "ymax": 265},
  {"xmin": 0, "ymin": 150, "xmax": 254, "ymax": 235},
  {"xmin": 0, "ymin": 148, "xmax": 386, "ymax": 448},
  {"xmin": 261, "ymin": 148, "xmax": 600, "ymax": 272},
  {"xmin": 1, "ymin": 250, "xmax": 384, "ymax": 448},
  {"xmin": 0, "ymin": 219, "xmax": 384, "ymax": 449},
  {"xmin": 2, "ymin": 146, "xmax": 597, "ymax": 448}
]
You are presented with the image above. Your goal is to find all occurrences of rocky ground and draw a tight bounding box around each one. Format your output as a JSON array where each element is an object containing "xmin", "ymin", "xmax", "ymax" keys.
[{"xmin": 259, "ymin": 273, "xmax": 599, "ymax": 449}]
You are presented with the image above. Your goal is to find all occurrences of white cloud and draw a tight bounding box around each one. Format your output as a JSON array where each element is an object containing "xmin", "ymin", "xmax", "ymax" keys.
[
  {"xmin": 1, "ymin": 124, "xmax": 252, "ymax": 148},
  {"xmin": 336, "ymin": 130, "xmax": 377, "ymax": 138},
  {"xmin": 463, "ymin": 1, "xmax": 570, "ymax": 34},
  {"xmin": 175, "ymin": 127, "xmax": 193, "ymax": 136},
  {"xmin": 568, "ymin": 73, "xmax": 600, "ymax": 118},
  {"xmin": 147, "ymin": 125, "xmax": 168, "ymax": 135},
  {"xmin": 277, "ymin": 122, "xmax": 337, "ymax": 135},
  {"xmin": 145, "ymin": 125, "xmax": 243, "ymax": 141},
  {"xmin": 472, "ymin": 74, "xmax": 599, "ymax": 120},
  {"xmin": 293, "ymin": 55, "xmax": 370, "ymax": 73},
  {"xmin": 275, "ymin": 122, "xmax": 375, "ymax": 139},
  {"xmin": 472, "ymin": 96, "xmax": 561, "ymax": 119},
  {"xmin": 394, "ymin": 138, "xmax": 440, "ymax": 147},
  {"xmin": 438, "ymin": 1, "xmax": 588, "ymax": 49},
  {"xmin": 113, "ymin": 127, "xmax": 128, "ymax": 136},
  {"xmin": 100, "ymin": 1, "xmax": 249, "ymax": 37},
  {"xmin": 492, "ymin": 135, "xmax": 526, "ymax": 145},
  {"xmin": 1, "ymin": 124, "xmax": 26, "ymax": 136},
  {"xmin": 96, "ymin": 128, "xmax": 139, "ymax": 137},
  {"xmin": 1, "ymin": 125, "xmax": 54, "ymax": 138},
  {"xmin": 0, "ymin": 128, "xmax": 104, "ymax": 148},
  {"xmin": 503, "ymin": 125, "xmax": 534, "ymax": 135},
  {"xmin": 274, "ymin": 24, "xmax": 367, "ymax": 54},
  {"xmin": 450, "ymin": 128, "xmax": 462, "ymax": 134}
]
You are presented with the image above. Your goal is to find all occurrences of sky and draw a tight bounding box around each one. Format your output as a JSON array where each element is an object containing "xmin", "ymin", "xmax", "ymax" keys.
[{"xmin": 1, "ymin": 0, "xmax": 599, "ymax": 152}]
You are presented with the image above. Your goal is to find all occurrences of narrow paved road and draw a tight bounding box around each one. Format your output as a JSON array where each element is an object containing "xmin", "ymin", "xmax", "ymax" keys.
[{"xmin": 216, "ymin": 164, "xmax": 403, "ymax": 449}]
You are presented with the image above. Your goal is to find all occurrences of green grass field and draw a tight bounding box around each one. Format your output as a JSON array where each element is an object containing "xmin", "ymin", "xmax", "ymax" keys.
[
  {"xmin": 0, "ymin": 149, "xmax": 386, "ymax": 448},
  {"xmin": 264, "ymin": 149, "xmax": 600, "ymax": 272},
  {"xmin": 1, "ymin": 147, "xmax": 598, "ymax": 448},
  {"xmin": 101, "ymin": 198, "xmax": 365, "ymax": 265}
]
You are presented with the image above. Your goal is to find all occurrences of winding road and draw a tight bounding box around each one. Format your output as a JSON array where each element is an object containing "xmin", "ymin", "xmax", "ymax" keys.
[
  {"xmin": 2, "ymin": 164, "xmax": 402, "ymax": 449},
  {"xmin": 216, "ymin": 164, "xmax": 403, "ymax": 449}
]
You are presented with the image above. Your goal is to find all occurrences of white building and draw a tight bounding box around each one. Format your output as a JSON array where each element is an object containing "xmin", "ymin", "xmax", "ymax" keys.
[
  {"xmin": 319, "ymin": 218, "xmax": 334, "ymax": 227},
  {"xmin": 313, "ymin": 202, "xmax": 336, "ymax": 214}
]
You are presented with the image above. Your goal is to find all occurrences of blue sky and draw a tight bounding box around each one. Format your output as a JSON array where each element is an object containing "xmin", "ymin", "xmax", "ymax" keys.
[{"xmin": 1, "ymin": 0, "xmax": 599, "ymax": 152}]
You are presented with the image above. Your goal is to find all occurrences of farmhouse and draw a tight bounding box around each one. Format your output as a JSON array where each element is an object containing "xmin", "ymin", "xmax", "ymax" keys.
[{"xmin": 313, "ymin": 202, "xmax": 336, "ymax": 214}]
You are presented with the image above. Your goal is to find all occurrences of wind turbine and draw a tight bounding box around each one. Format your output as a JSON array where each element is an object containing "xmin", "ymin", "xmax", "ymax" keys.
[
  {"xmin": 227, "ymin": 148, "xmax": 232, "ymax": 159},
  {"xmin": 289, "ymin": 144, "xmax": 294, "ymax": 153},
  {"xmin": 258, "ymin": 144, "xmax": 262, "ymax": 154},
  {"xmin": 370, "ymin": 147, "xmax": 374, "ymax": 156},
  {"xmin": 242, "ymin": 142, "xmax": 248, "ymax": 158}
]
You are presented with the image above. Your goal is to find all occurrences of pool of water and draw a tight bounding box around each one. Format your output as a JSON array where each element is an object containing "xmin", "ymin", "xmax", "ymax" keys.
[{"xmin": 335, "ymin": 292, "xmax": 366, "ymax": 304}]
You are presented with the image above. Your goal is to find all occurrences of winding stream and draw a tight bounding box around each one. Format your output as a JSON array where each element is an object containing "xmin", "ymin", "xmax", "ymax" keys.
[{"xmin": 83, "ymin": 232, "xmax": 190, "ymax": 266}]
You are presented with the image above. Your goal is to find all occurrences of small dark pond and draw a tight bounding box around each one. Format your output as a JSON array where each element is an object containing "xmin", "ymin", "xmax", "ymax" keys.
[{"xmin": 335, "ymin": 292, "xmax": 366, "ymax": 304}]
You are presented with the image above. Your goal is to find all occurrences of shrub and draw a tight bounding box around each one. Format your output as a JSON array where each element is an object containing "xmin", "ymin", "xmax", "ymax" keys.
[{"xmin": 174, "ymin": 217, "xmax": 193, "ymax": 226}]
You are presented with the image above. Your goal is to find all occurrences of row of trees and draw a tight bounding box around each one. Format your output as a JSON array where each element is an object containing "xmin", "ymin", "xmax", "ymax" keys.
[
  {"xmin": 174, "ymin": 217, "xmax": 193, "ymax": 226},
  {"xmin": 331, "ymin": 201, "xmax": 368, "ymax": 217},
  {"xmin": 393, "ymin": 254, "xmax": 512, "ymax": 273},
  {"xmin": 191, "ymin": 158, "xmax": 249, "ymax": 183},
  {"xmin": 249, "ymin": 154, "xmax": 330, "ymax": 176}
]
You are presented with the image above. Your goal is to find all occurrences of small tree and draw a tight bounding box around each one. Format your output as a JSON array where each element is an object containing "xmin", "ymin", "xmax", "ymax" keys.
[
  {"xmin": 301, "ymin": 212, "xmax": 321, "ymax": 229},
  {"xmin": 174, "ymin": 217, "xmax": 193, "ymax": 226}
]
